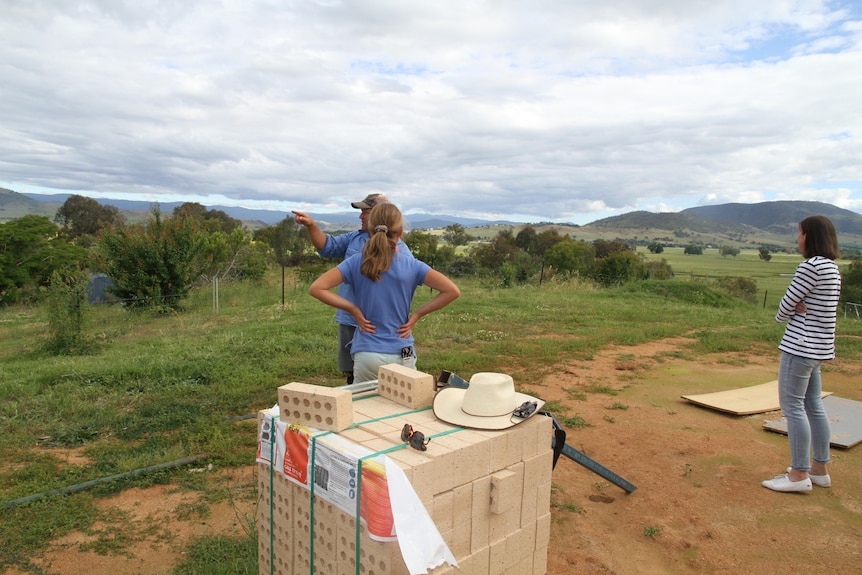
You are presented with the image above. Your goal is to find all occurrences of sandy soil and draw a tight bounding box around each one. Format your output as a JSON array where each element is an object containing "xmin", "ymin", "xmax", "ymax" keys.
[{"xmin": 8, "ymin": 337, "xmax": 862, "ymax": 575}]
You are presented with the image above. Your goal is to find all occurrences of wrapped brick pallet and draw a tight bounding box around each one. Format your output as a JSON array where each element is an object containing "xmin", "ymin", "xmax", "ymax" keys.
[{"xmin": 256, "ymin": 365, "xmax": 553, "ymax": 575}]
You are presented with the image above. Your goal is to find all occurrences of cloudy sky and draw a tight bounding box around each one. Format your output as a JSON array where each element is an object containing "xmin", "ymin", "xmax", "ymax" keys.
[{"xmin": 2, "ymin": 1, "xmax": 861, "ymax": 224}]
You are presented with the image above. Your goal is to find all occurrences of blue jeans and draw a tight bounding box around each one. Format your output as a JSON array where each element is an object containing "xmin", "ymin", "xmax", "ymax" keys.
[{"xmin": 778, "ymin": 351, "xmax": 831, "ymax": 471}]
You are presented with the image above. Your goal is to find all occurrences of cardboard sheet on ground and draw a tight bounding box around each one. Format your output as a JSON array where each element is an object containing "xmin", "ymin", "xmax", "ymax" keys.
[
  {"xmin": 681, "ymin": 381, "xmax": 832, "ymax": 416},
  {"xmin": 763, "ymin": 395, "xmax": 862, "ymax": 449}
]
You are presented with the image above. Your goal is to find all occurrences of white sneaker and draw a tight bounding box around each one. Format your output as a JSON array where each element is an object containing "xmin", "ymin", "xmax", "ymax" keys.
[
  {"xmin": 787, "ymin": 467, "xmax": 831, "ymax": 488},
  {"xmin": 762, "ymin": 474, "xmax": 812, "ymax": 493}
]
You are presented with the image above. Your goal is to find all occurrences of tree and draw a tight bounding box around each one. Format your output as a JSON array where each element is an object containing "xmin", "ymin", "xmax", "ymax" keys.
[
  {"xmin": 96, "ymin": 208, "xmax": 201, "ymax": 309},
  {"xmin": 0, "ymin": 216, "xmax": 88, "ymax": 304},
  {"xmin": 515, "ymin": 226, "xmax": 537, "ymax": 253},
  {"xmin": 647, "ymin": 242, "xmax": 664, "ymax": 254},
  {"xmin": 720, "ymin": 245, "xmax": 740, "ymax": 257},
  {"xmin": 173, "ymin": 202, "xmax": 241, "ymax": 234},
  {"xmin": 684, "ymin": 244, "xmax": 704, "ymax": 255},
  {"xmin": 254, "ymin": 217, "xmax": 309, "ymax": 268},
  {"xmin": 532, "ymin": 229, "xmax": 565, "ymax": 257},
  {"xmin": 469, "ymin": 230, "xmax": 518, "ymax": 273},
  {"xmin": 840, "ymin": 256, "xmax": 862, "ymax": 305},
  {"xmin": 54, "ymin": 195, "xmax": 122, "ymax": 244},
  {"xmin": 404, "ymin": 230, "xmax": 438, "ymax": 264},
  {"xmin": 758, "ymin": 247, "xmax": 772, "ymax": 262},
  {"xmin": 544, "ymin": 238, "xmax": 595, "ymax": 277},
  {"xmin": 254, "ymin": 217, "xmax": 311, "ymax": 305},
  {"xmin": 442, "ymin": 223, "xmax": 472, "ymax": 247}
]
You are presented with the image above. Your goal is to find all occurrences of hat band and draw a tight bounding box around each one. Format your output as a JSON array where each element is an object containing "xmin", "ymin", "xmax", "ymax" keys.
[{"xmin": 462, "ymin": 404, "xmax": 512, "ymax": 417}]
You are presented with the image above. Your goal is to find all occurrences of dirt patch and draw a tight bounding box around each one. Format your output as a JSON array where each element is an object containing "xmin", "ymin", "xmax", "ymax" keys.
[{"xmin": 12, "ymin": 338, "xmax": 862, "ymax": 574}]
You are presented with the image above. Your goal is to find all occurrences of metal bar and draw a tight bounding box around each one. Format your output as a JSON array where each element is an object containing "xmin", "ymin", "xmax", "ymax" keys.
[
  {"xmin": 335, "ymin": 380, "xmax": 379, "ymax": 394},
  {"xmin": 553, "ymin": 438, "xmax": 637, "ymax": 493}
]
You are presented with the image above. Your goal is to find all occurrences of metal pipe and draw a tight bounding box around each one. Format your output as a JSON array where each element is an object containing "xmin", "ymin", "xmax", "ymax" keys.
[{"xmin": 3, "ymin": 453, "xmax": 209, "ymax": 509}]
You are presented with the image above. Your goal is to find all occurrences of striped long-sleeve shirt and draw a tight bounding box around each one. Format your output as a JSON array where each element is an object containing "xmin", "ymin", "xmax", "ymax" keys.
[{"xmin": 776, "ymin": 256, "xmax": 841, "ymax": 360}]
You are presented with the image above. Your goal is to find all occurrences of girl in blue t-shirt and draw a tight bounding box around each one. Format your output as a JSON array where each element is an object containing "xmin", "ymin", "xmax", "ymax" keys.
[{"xmin": 309, "ymin": 203, "xmax": 460, "ymax": 383}]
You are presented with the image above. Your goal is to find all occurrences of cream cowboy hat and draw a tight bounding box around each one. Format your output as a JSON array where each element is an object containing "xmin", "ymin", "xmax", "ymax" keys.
[{"xmin": 432, "ymin": 372, "xmax": 545, "ymax": 430}]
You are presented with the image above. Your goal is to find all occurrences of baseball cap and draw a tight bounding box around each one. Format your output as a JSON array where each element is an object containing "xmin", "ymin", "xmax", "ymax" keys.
[{"xmin": 351, "ymin": 193, "xmax": 389, "ymax": 209}]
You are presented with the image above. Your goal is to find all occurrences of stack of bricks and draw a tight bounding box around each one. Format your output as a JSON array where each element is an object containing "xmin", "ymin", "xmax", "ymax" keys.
[{"xmin": 257, "ymin": 364, "xmax": 554, "ymax": 575}]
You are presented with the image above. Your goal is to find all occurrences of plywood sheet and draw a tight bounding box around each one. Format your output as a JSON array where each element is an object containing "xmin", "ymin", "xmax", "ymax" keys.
[
  {"xmin": 681, "ymin": 381, "xmax": 831, "ymax": 416},
  {"xmin": 763, "ymin": 395, "xmax": 862, "ymax": 449}
]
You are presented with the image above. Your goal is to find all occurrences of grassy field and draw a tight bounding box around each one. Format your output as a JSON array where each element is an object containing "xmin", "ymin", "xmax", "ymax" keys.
[{"xmin": 2, "ymin": 258, "xmax": 861, "ymax": 573}]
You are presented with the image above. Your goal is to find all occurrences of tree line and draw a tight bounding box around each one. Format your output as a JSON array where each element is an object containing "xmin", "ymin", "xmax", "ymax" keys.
[{"xmin": 2, "ymin": 196, "xmax": 860, "ymax": 313}]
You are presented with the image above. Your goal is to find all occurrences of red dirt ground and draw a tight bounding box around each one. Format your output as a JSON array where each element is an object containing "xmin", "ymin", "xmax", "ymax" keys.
[{"xmin": 9, "ymin": 337, "xmax": 862, "ymax": 575}]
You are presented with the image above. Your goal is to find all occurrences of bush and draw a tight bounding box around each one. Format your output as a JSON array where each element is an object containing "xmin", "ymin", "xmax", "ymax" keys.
[
  {"xmin": 44, "ymin": 271, "xmax": 89, "ymax": 354},
  {"xmin": 644, "ymin": 258, "xmax": 674, "ymax": 280},
  {"xmin": 713, "ymin": 276, "xmax": 758, "ymax": 304},
  {"xmin": 447, "ymin": 257, "xmax": 477, "ymax": 277}
]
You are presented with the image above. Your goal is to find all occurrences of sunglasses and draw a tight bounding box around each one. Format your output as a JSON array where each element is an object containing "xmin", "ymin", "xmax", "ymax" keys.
[
  {"xmin": 400, "ymin": 423, "xmax": 431, "ymax": 451},
  {"xmin": 512, "ymin": 401, "xmax": 538, "ymax": 419}
]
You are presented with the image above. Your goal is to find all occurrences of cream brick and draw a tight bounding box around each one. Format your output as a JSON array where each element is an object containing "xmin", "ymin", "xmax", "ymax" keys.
[
  {"xmin": 532, "ymin": 547, "xmax": 548, "ymax": 575},
  {"xmin": 360, "ymin": 437, "xmax": 400, "ymax": 454},
  {"xmin": 486, "ymin": 430, "xmax": 511, "ymax": 472},
  {"xmin": 472, "ymin": 475, "xmax": 491, "ymax": 518},
  {"xmin": 278, "ymin": 382, "xmax": 353, "ymax": 432},
  {"xmin": 453, "ymin": 482, "xmax": 474, "ymax": 519},
  {"xmin": 490, "ymin": 465, "xmax": 523, "ymax": 515},
  {"xmin": 359, "ymin": 417, "xmax": 403, "ymax": 438},
  {"xmin": 451, "ymin": 519, "xmax": 472, "ymax": 558},
  {"xmin": 536, "ymin": 480, "xmax": 552, "ymax": 518},
  {"xmin": 351, "ymin": 395, "xmax": 398, "ymax": 420},
  {"xmin": 489, "ymin": 506, "xmax": 519, "ymax": 544},
  {"xmin": 338, "ymin": 426, "xmax": 378, "ymax": 444},
  {"xmin": 535, "ymin": 512, "xmax": 551, "ymax": 548},
  {"xmin": 377, "ymin": 363, "xmax": 436, "ymax": 409},
  {"xmin": 433, "ymin": 490, "xmax": 455, "ymax": 533},
  {"xmin": 457, "ymin": 547, "xmax": 490, "ymax": 575},
  {"xmin": 386, "ymin": 448, "xmax": 436, "ymax": 501},
  {"xmin": 488, "ymin": 538, "xmax": 508, "ymax": 574}
]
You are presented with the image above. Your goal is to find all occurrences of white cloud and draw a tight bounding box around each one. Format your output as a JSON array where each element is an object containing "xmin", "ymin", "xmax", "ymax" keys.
[{"xmin": 1, "ymin": 0, "xmax": 860, "ymax": 224}]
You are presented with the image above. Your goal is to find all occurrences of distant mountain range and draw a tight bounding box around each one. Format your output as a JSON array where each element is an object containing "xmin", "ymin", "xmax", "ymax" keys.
[
  {"xmin": 587, "ymin": 201, "xmax": 862, "ymax": 237},
  {"xmin": 3, "ymin": 190, "xmax": 514, "ymax": 229},
  {"xmin": 3, "ymin": 188, "xmax": 862, "ymax": 248}
]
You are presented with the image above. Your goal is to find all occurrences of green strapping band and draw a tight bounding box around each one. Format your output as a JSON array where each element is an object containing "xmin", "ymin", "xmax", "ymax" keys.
[
  {"xmin": 269, "ymin": 414, "xmax": 276, "ymax": 575},
  {"xmin": 351, "ymin": 425, "xmax": 465, "ymax": 575},
  {"xmin": 267, "ymin": 404, "xmax": 460, "ymax": 575},
  {"xmin": 308, "ymin": 430, "xmax": 334, "ymax": 575}
]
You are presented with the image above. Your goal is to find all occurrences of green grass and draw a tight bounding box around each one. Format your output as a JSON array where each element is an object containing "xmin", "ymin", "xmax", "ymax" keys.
[{"xmin": 1, "ymin": 267, "xmax": 861, "ymax": 572}]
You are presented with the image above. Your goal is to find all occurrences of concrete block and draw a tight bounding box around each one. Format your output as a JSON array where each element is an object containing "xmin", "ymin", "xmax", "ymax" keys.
[
  {"xmin": 278, "ymin": 382, "xmax": 353, "ymax": 432},
  {"xmin": 377, "ymin": 363, "xmax": 436, "ymax": 409}
]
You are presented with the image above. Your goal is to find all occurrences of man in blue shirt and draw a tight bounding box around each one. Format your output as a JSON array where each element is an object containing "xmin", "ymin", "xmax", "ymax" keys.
[{"xmin": 293, "ymin": 194, "xmax": 411, "ymax": 384}]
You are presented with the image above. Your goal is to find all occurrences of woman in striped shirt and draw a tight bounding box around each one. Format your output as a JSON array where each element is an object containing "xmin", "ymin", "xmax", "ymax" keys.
[{"xmin": 762, "ymin": 215, "xmax": 842, "ymax": 493}]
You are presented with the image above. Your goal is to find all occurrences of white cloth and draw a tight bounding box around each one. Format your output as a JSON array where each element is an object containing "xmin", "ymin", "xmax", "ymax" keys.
[{"xmin": 385, "ymin": 457, "xmax": 458, "ymax": 574}]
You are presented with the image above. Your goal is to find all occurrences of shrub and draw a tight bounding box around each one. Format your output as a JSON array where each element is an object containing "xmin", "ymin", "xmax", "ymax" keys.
[{"xmin": 714, "ymin": 276, "xmax": 758, "ymax": 304}]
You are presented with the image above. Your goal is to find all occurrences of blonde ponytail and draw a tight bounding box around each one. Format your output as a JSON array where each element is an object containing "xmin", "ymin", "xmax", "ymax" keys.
[{"xmin": 361, "ymin": 203, "xmax": 403, "ymax": 280}]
